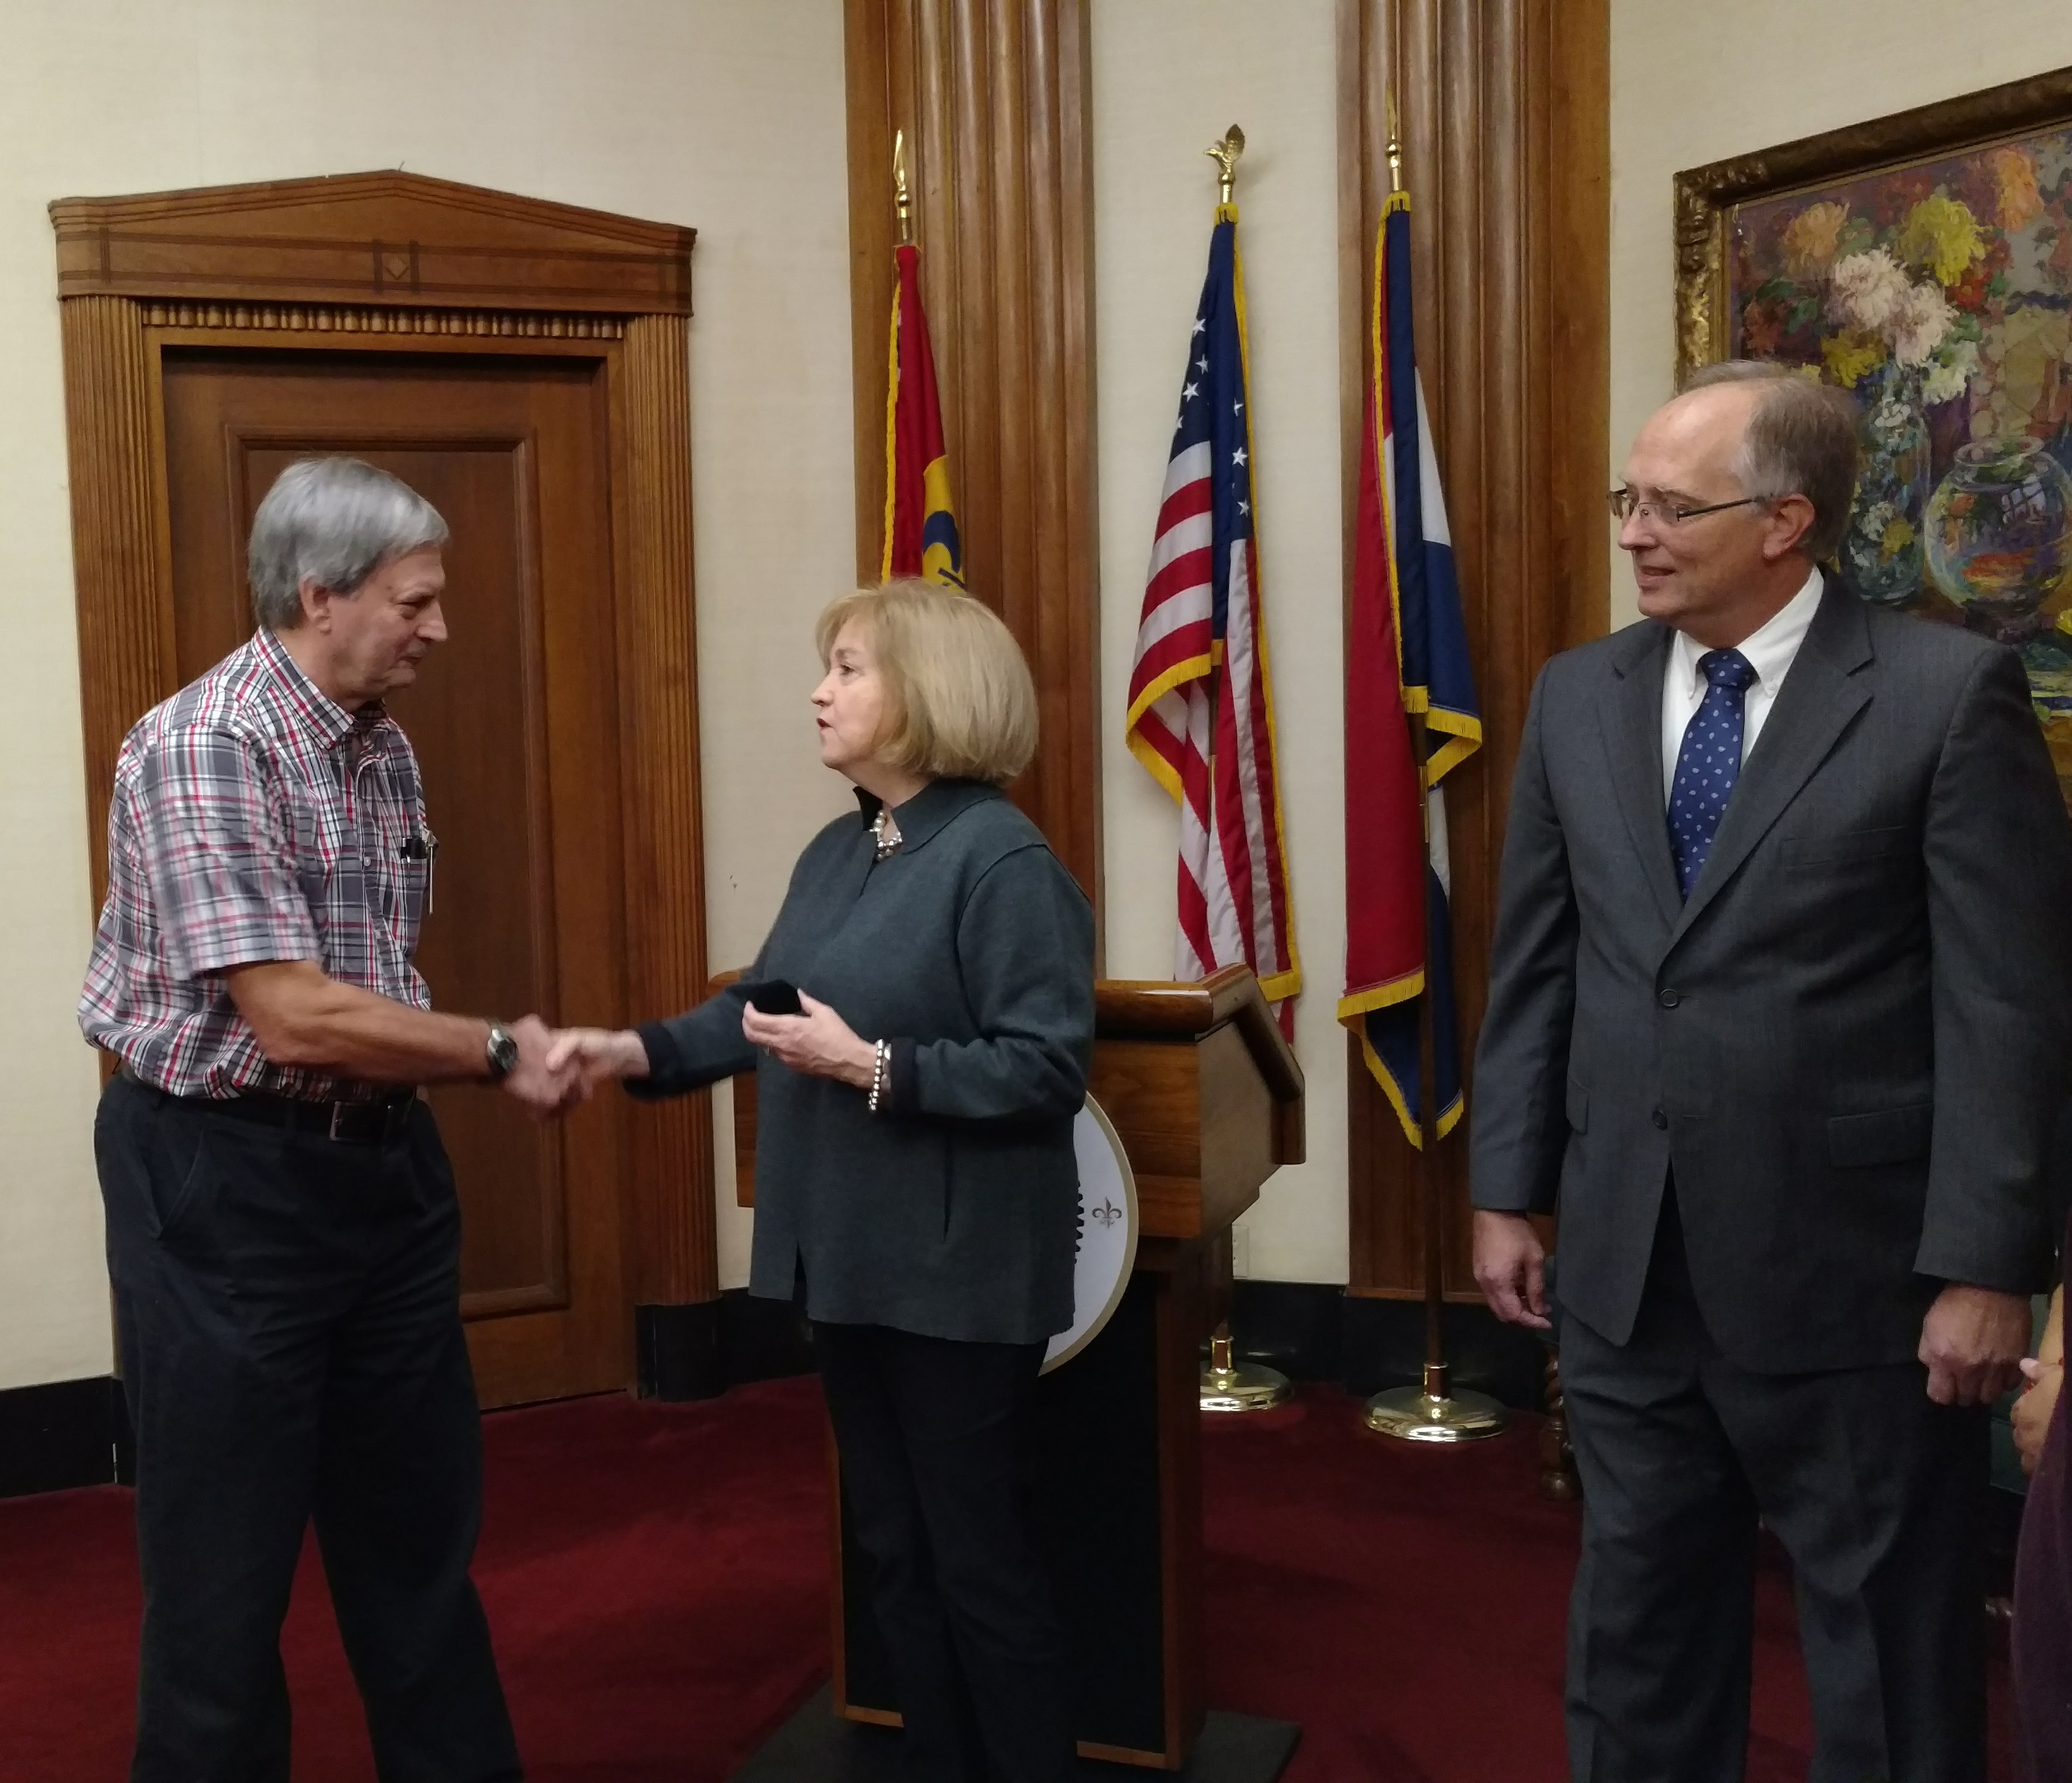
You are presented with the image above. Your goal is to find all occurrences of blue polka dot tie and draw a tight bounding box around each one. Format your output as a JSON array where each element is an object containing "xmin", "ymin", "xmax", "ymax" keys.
[{"xmin": 1667, "ymin": 648, "xmax": 1756, "ymax": 900}]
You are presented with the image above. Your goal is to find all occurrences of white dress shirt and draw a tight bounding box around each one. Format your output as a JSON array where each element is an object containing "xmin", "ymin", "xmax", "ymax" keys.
[{"xmin": 1660, "ymin": 566, "xmax": 1823, "ymax": 803}]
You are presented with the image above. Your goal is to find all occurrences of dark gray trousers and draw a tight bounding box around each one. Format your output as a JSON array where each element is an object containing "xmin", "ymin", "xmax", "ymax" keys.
[
  {"xmin": 1559, "ymin": 1190, "xmax": 1987, "ymax": 1783},
  {"xmin": 96, "ymin": 1072, "xmax": 520, "ymax": 1783}
]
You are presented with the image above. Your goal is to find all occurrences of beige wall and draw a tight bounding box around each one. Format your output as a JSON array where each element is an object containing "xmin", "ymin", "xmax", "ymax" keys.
[
  {"xmin": 1609, "ymin": 0, "xmax": 2072, "ymax": 626},
  {"xmin": 18, "ymin": 1, "xmax": 2049, "ymax": 1380},
  {"xmin": 0, "ymin": 0, "xmax": 855, "ymax": 1384},
  {"xmin": 1093, "ymin": 0, "xmax": 1348, "ymax": 1285}
]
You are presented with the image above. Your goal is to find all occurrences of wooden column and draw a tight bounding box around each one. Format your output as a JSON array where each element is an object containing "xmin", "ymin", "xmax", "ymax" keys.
[
  {"xmin": 1339, "ymin": 0, "xmax": 1609, "ymax": 1297},
  {"xmin": 845, "ymin": 0, "xmax": 1103, "ymax": 918},
  {"xmin": 618, "ymin": 313, "xmax": 717, "ymax": 1305}
]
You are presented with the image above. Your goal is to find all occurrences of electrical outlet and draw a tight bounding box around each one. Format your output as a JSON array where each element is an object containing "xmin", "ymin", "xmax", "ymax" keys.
[{"xmin": 1231, "ymin": 1221, "xmax": 1252, "ymax": 1279}]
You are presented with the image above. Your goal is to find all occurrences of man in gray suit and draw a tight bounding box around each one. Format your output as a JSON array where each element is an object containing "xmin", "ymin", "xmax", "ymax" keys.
[{"xmin": 1472, "ymin": 361, "xmax": 2072, "ymax": 1782}]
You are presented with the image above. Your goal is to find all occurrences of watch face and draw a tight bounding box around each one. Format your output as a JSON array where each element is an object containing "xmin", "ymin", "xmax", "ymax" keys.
[{"xmin": 489, "ymin": 1027, "xmax": 520, "ymax": 1075}]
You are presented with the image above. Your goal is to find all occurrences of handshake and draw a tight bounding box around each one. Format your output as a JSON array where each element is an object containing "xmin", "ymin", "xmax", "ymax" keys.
[
  {"xmin": 494, "ymin": 1017, "xmax": 650, "ymax": 1117},
  {"xmin": 492, "ymin": 990, "xmax": 871, "ymax": 1117}
]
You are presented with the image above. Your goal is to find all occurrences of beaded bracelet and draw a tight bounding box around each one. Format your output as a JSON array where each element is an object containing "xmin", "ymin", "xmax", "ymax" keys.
[{"xmin": 867, "ymin": 1039, "xmax": 892, "ymax": 1113}]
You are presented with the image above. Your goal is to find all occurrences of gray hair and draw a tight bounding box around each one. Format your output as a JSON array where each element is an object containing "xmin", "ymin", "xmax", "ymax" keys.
[
  {"xmin": 1682, "ymin": 360, "xmax": 1860, "ymax": 562},
  {"xmin": 247, "ymin": 458, "xmax": 448, "ymax": 631}
]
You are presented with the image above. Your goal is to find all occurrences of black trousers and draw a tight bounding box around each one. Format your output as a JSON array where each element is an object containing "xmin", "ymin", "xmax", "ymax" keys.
[
  {"xmin": 813, "ymin": 1321, "xmax": 1074, "ymax": 1783},
  {"xmin": 96, "ymin": 1072, "xmax": 520, "ymax": 1783},
  {"xmin": 1559, "ymin": 1187, "xmax": 1987, "ymax": 1783}
]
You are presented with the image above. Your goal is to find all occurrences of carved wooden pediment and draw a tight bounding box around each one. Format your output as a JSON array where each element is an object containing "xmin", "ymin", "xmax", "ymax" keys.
[{"xmin": 51, "ymin": 170, "xmax": 694, "ymax": 315}]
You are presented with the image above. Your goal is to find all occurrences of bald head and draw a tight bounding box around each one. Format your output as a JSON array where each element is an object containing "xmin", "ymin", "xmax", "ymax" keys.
[
  {"xmin": 1616, "ymin": 362, "xmax": 1857, "ymax": 648},
  {"xmin": 1633, "ymin": 381, "xmax": 1769, "ymax": 507}
]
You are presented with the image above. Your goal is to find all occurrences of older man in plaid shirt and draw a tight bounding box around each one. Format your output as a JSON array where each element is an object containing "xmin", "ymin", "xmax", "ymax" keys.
[{"xmin": 81, "ymin": 457, "xmax": 573, "ymax": 1783}]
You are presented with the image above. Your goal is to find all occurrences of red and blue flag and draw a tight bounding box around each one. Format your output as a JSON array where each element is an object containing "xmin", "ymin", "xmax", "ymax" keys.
[
  {"xmin": 1339, "ymin": 190, "xmax": 1481, "ymax": 1145},
  {"xmin": 882, "ymin": 243, "xmax": 963, "ymax": 587}
]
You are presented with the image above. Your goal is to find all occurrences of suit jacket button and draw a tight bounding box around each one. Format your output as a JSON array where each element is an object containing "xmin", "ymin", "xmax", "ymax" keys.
[
  {"xmin": 1657, "ymin": 987, "xmax": 1681, "ymax": 1008},
  {"xmin": 1651, "ymin": 1107, "xmax": 1669, "ymax": 1129}
]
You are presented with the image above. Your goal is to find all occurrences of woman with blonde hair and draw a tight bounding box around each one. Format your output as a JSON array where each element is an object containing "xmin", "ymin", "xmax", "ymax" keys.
[{"xmin": 553, "ymin": 578, "xmax": 1092, "ymax": 1783}]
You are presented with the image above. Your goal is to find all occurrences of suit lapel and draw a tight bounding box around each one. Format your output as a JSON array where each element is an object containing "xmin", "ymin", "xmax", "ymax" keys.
[
  {"xmin": 1667, "ymin": 580, "xmax": 1873, "ymax": 948},
  {"xmin": 1596, "ymin": 622, "xmax": 1682, "ymax": 927}
]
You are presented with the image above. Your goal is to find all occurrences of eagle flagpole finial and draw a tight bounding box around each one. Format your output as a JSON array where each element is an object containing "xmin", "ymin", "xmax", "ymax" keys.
[
  {"xmin": 1206, "ymin": 124, "xmax": 1245, "ymax": 206},
  {"xmin": 893, "ymin": 128, "xmax": 913, "ymax": 244}
]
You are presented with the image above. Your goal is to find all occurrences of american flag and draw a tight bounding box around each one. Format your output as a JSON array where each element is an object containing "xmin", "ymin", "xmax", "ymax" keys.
[{"xmin": 1125, "ymin": 206, "xmax": 1299, "ymax": 1027}]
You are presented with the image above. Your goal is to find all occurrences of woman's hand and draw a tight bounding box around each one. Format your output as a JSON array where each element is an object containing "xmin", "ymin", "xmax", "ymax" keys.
[
  {"xmin": 544, "ymin": 1027, "xmax": 650, "ymax": 1098},
  {"xmin": 2014, "ymin": 1285, "xmax": 2067, "ymax": 1478},
  {"xmin": 742, "ymin": 991, "xmax": 877, "ymax": 1088},
  {"xmin": 2015, "ymin": 1356, "xmax": 2064, "ymax": 1477}
]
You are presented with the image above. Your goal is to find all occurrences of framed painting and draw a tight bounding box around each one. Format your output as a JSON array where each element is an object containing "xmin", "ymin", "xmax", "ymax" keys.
[{"xmin": 1675, "ymin": 66, "xmax": 2072, "ymax": 787}]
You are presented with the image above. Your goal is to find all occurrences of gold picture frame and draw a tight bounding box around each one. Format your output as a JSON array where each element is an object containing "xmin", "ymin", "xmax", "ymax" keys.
[{"xmin": 1674, "ymin": 65, "xmax": 2072, "ymax": 382}]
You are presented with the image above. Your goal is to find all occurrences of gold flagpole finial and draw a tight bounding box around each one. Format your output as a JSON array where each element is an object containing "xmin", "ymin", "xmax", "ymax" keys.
[
  {"xmin": 893, "ymin": 128, "xmax": 913, "ymax": 244},
  {"xmin": 1386, "ymin": 91, "xmax": 1403, "ymax": 194},
  {"xmin": 1205, "ymin": 124, "xmax": 1245, "ymax": 206}
]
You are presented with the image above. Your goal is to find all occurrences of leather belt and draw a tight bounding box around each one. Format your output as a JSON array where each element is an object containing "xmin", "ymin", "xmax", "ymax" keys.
[
  {"xmin": 211, "ymin": 1090, "xmax": 418, "ymax": 1145},
  {"xmin": 122, "ymin": 1071, "xmax": 418, "ymax": 1144}
]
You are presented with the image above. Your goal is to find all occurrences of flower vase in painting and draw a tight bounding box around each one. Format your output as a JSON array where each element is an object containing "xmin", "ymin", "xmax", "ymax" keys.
[{"xmin": 1841, "ymin": 361, "xmax": 1931, "ymax": 604}]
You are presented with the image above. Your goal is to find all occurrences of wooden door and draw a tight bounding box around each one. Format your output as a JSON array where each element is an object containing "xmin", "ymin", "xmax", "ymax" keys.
[{"xmin": 160, "ymin": 347, "xmax": 633, "ymax": 1408}]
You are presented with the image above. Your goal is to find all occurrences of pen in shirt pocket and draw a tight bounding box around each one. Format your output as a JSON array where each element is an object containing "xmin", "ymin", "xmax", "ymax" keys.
[{"xmin": 399, "ymin": 826, "xmax": 438, "ymax": 914}]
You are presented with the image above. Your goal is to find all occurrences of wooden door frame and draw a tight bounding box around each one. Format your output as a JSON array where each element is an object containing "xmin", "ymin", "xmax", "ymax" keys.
[{"xmin": 52, "ymin": 171, "xmax": 720, "ymax": 1366}]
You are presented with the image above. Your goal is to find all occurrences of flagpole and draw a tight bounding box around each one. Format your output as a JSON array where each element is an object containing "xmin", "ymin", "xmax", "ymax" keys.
[
  {"xmin": 1190, "ymin": 120, "xmax": 1292, "ymax": 1418},
  {"xmin": 1364, "ymin": 98, "xmax": 1505, "ymax": 1446}
]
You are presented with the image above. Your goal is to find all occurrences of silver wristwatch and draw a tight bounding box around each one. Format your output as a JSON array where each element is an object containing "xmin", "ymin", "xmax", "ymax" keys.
[{"xmin": 485, "ymin": 1023, "xmax": 520, "ymax": 1081}]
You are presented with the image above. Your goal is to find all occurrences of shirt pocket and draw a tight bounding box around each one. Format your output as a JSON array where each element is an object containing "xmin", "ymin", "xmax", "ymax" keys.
[{"xmin": 394, "ymin": 820, "xmax": 435, "ymax": 933}]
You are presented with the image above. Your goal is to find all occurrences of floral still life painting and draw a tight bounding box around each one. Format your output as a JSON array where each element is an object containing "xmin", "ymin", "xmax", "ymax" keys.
[{"xmin": 1724, "ymin": 119, "xmax": 2072, "ymax": 760}]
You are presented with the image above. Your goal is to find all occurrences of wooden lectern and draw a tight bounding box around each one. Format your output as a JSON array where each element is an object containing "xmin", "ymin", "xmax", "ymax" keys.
[{"xmin": 720, "ymin": 964, "xmax": 1303, "ymax": 1775}]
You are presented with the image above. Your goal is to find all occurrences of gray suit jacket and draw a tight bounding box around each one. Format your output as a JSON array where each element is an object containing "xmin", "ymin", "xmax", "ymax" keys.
[
  {"xmin": 631, "ymin": 778, "xmax": 1094, "ymax": 1346},
  {"xmin": 1471, "ymin": 579, "xmax": 2072, "ymax": 1371}
]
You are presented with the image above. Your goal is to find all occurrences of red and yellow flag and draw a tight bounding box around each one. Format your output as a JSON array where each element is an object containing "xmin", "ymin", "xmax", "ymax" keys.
[{"xmin": 882, "ymin": 243, "xmax": 963, "ymax": 586}]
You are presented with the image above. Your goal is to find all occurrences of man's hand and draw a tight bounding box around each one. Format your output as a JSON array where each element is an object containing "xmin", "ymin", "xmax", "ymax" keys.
[
  {"xmin": 500, "ymin": 1014, "xmax": 581, "ymax": 1117},
  {"xmin": 1473, "ymin": 1210, "xmax": 1551, "ymax": 1331},
  {"xmin": 742, "ymin": 991, "xmax": 876, "ymax": 1088},
  {"xmin": 1918, "ymin": 1283, "xmax": 2031, "ymax": 1406}
]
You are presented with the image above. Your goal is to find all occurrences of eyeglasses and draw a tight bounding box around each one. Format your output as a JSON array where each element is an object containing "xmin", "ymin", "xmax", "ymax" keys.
[{"xmin": 1607, "ymin": 489, "xmax": 1772, "ymax": 527}]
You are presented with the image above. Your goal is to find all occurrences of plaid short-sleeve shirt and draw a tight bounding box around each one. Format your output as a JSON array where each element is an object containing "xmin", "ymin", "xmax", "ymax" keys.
[{"xmin": 79, "ymin": 629, "xmax": 435, "ymax": 1101}]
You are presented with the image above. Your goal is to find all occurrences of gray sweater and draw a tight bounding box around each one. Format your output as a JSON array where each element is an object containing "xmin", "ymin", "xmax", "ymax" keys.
[{"xmin": 632, "ymin": 778, "xmax": 1095, "ymax": 1344}]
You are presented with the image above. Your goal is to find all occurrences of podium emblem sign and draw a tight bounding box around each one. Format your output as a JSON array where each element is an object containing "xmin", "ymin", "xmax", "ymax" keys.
[{"xmin": 1043, "ymin": 1096, "xmax": 1138, "ymax": 1374}]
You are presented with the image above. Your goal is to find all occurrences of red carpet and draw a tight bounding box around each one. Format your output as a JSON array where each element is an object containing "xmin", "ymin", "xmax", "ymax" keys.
[{"xmin": 0, "ymin": 1378, "xmax": 2012, "ymax": 1781}]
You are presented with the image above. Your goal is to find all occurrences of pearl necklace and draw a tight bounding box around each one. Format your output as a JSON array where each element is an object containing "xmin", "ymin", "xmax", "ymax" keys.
[{"xmin": 871, "ymin": 807, "xmax": 903, "ymax": 861}]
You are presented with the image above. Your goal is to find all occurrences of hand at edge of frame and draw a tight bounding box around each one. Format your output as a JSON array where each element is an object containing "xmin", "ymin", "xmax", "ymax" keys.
[{"xmin": 2013, "ymin": 1355, "xmax": 2064, "ymax": 1476}]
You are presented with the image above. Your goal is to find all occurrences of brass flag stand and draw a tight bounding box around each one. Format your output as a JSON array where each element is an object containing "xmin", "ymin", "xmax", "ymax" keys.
[
  {"xmin": 1362, "ymin": 711, "xmax": 1505, "ymax": 1444},
  {"xmin": 1361, "ymin": 106, "xmax": 1504, "ymax": 1447}
]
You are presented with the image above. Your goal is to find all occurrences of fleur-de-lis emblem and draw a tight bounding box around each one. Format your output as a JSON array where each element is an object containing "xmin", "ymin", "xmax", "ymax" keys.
[{"xmin": 1089, "ymin": 1198, "xmax": 1123, "ymax": 1230}]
